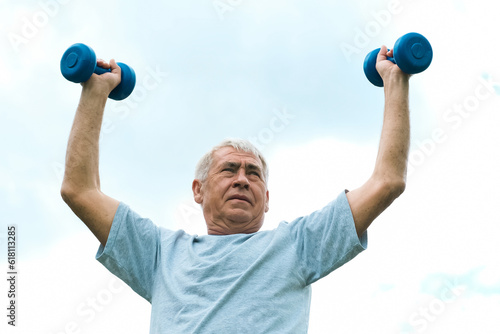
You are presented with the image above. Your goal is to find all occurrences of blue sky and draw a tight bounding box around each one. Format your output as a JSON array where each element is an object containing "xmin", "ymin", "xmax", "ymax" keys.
[{"xmin": 1, "ymin": 0, "xmax": 500, "ymax": 333}]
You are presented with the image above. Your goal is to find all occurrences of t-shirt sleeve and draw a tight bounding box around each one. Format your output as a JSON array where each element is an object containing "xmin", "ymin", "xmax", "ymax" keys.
[
  {"xmin": 95, "ymin": 202, "xmax": 161, "ymax": 302},
  {"xmin": 287, "ymin": 190, "xmax": 368, "ymax": 286}
]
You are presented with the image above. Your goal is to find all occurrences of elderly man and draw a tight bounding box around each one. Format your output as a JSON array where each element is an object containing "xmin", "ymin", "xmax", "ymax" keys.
[{"xmin": 61, "ymin": 45, "xmax": 409, "ymax": 333}]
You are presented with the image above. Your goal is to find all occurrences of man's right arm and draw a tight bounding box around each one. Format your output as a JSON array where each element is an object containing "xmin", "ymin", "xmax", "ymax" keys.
[{"xmin": 60, "ymin": 59, "xmax": 122, "ymax": 247}]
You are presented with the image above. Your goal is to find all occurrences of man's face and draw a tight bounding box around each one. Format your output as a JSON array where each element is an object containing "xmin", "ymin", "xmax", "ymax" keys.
[{"xmin": 192, "ymin": 146, "xmax": 269, "ymax": 235}]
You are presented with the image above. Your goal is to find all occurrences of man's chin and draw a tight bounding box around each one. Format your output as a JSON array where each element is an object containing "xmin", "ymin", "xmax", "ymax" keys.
[{"xmin": 224, "ymin": 210, "xmax": 252, "ymax": 224}]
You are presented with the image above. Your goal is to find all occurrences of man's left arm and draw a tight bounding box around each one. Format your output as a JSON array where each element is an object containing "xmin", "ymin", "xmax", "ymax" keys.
[{"xmin": 347, "ymin": 45, "xmax": 410, "ymax": 237}]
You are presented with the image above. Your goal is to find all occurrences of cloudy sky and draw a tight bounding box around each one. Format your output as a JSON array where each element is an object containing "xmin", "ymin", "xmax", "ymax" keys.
[{"xmin": 1, "ymin": 0, "xmax": 500, "ymax": 333}]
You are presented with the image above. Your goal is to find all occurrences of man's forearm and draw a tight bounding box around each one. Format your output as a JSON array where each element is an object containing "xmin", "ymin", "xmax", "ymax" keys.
[
  {"xmin": 373, "ymin": 74, "xmax": 410, "ymax": 188},
  {"xmin": 62, "ymin": 89, "xmax": 108, "ymax": 194}
]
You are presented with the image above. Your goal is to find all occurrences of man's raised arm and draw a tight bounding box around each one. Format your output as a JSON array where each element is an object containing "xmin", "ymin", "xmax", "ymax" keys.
[
  {"xmin": 60, "ymin": 59, "xmax": 122, "ymax": 246},
  {"xmin": 346, "ymin": 46, "xmax": 410, "ymax": 237}
]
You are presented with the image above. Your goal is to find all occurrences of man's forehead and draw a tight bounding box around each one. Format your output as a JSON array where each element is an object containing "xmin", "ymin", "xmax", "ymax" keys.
[{"xmin": 213, "ymin": 147, "xmax": 262, "ymax": 167}]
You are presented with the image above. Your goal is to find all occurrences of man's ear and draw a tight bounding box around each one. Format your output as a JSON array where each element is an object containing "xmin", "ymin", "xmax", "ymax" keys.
[
  {"xmin": 192, "ymin": 179, "xmax": 203, "ymax": 204},
  {"xmin": 265, "ymin": 190, "xmax": 269, "ymax": 213}
]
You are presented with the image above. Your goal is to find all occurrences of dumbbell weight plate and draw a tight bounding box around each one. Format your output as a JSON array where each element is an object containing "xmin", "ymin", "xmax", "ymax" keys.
[
  {"xmin": 363, "ymin": 48, "xmax": 384, "ymax": 87},
  {"xmin": 108, "ymin": 62, "xmax": 136, "ymax": 101},
  {"xmin": 393, "ymin": 32, "xmax": 433, "ymax": 74},
  {"xmin": 60, "ymin": 43, "xmax": 97, "ymax": 83}
]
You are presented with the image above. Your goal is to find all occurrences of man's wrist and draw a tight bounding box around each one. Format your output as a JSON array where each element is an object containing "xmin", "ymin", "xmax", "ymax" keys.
[
  {"xmin": 79, "ymin": 86, "xmax": 109, "ymax": 110},
  {"xmin": 383, "ymin": 69, "xmax": 409, "ymax": 88},
  {"xmin": 82, "ymin": 84, "xmax": 110, "ymax": 99},
  {"xmin": 383, "ymin": 72, "xmax": 409, "ymax": 101}
]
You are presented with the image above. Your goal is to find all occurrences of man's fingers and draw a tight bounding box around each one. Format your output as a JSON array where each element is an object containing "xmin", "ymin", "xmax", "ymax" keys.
[
  {"xmin": 96, "ymin": 58, "xmax": 111, "ymax": 69},
  {"xmin": 109, "ymin": 59, "xmax": 121, "ymax": 75},
  {"xmin": 377, "ymin": 45, "xmax": 388, "ymax": 62}
]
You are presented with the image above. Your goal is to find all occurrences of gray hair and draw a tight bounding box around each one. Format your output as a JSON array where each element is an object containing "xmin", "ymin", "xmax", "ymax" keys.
[{"xmin": 195, "ymin": 139, "xmax": 269, "ymax": 184}]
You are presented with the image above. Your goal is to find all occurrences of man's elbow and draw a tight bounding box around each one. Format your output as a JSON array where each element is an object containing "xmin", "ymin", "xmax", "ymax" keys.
[
  {"xmin": 384, "ymin": 178, "xmax": 406, "ymax": 200},
  {"xmin": 60, "ymin": 182, "xmax": 87, "ymax": 206},
  {"xmin": 60, "ymin": 183, "xmax": 74, "ymax": 205}
]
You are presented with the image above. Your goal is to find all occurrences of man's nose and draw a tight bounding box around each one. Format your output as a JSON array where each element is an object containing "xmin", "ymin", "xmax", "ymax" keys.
[{"xmin": 232, "ymin": 169, "xmax": 250, "ymax": 189}]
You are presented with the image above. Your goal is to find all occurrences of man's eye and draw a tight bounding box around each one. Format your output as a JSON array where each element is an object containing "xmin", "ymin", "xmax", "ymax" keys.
[
  {"xmin": 222, "ymin": 168, "xmax": 234, "ymax": 172},
  {"xmin": 250, "ymin": 171, "xmax": 260, "ymax": 177}
]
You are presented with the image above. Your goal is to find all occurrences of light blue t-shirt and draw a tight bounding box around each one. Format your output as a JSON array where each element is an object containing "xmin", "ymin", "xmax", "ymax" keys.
[{"xmin": 96, "ymin": 191, "xmax": 367, "ymax": 333}]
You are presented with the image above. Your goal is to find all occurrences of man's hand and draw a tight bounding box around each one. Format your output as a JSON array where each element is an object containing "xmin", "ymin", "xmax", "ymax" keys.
[
  {"xmin": 81, "ymin": 59, "xmax": 122, "ymax": 99},
  {"xmin": 376, "ymin": 45, "xmax": 411, "ymax": 86}
]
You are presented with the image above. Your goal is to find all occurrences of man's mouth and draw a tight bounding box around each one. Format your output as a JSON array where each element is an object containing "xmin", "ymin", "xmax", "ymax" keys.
[{"xmin": 228, "ymin": 195, "xmax": 251, "ymax": 204}]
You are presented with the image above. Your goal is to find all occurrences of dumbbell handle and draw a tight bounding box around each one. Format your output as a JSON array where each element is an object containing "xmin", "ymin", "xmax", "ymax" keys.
[
  {"xmin": 385, "ymin": 51, "xmax": 396, "ymax": 65},
  {"xmin": 94, "ymin": 65, "xmax": 113, "ymax": 76}
]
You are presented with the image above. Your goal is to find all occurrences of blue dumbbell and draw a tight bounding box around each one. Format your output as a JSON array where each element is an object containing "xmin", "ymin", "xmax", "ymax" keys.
[
  {"xmin": 60, "ymin": 43, "xmax": 136, "ymax": 100},
  {"xmin": 363, "ymin": 32, "xmax": 433, "ymax": 87}
]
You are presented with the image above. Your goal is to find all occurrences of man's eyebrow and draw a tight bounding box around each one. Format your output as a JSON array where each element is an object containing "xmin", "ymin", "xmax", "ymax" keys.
[
  {"xmin": 219, "ymin": 162, "xmax": 262, "ymax": 172},
  {"xmin": 220, "ymin": 162, "xmax": 240, "ymax": 169},
  {"xmin": 246, "ymin": 164, "xmax": 262, "ymax": 173}
]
